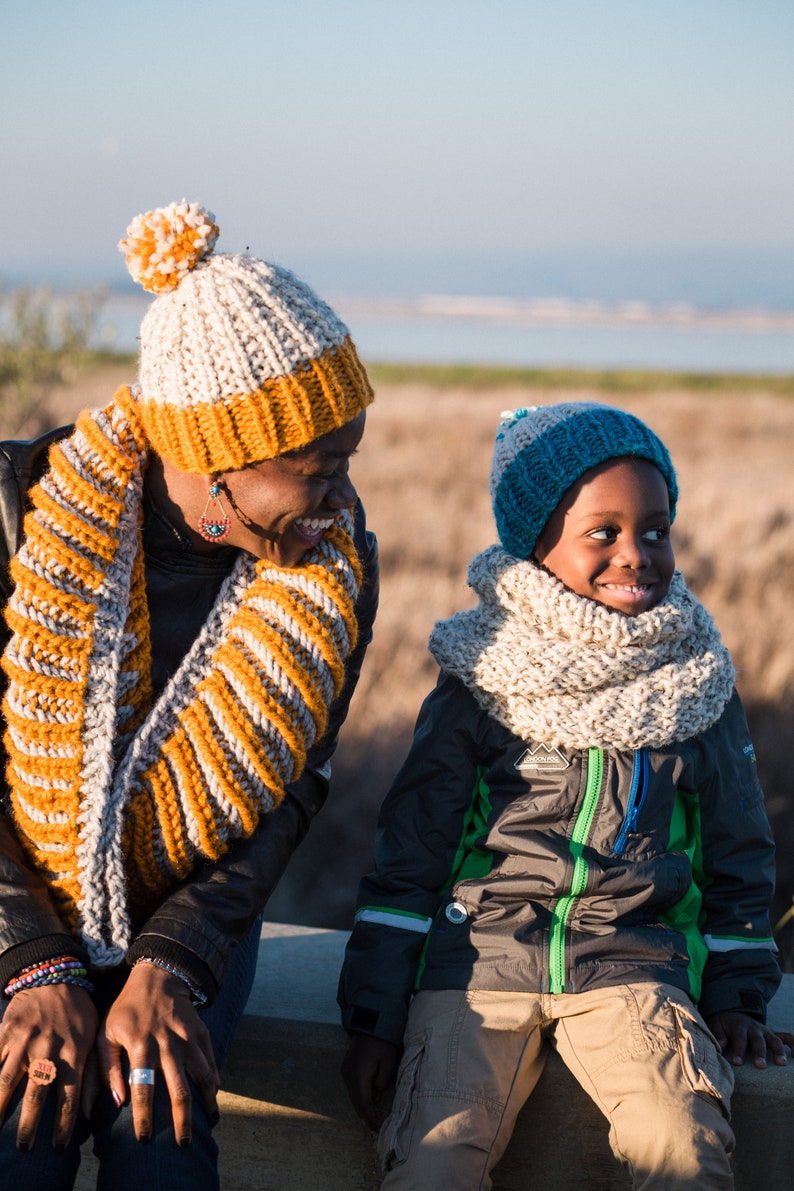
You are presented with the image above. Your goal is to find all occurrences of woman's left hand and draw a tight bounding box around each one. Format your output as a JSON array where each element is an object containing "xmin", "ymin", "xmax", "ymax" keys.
[{"xmin": 97, "ymin": 963, "xmax": 220, "ymax": 1145}]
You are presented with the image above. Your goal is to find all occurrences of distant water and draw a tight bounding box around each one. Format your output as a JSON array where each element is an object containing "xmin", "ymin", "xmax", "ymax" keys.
[
  {"xmin": 98, "ymin": 291, "xmax": 794, "ymax": 375},
  {"xmin": 339, "ymin": 305, "xmax": 794, "ymax": 375},
  {"xmin": 7, "ymin": 244, "xmax": 794, "ymax": 374}
]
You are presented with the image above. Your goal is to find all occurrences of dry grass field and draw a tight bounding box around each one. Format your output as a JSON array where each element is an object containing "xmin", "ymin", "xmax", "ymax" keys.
[{"xmin": 5, "ymin": 363, "xmax": 794, "ymax": 953}]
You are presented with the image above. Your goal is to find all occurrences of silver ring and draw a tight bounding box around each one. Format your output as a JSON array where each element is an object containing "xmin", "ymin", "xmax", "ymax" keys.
[{"xmin": 129, "ymin": 1067, "xmax": 156, "ymax": 1086}]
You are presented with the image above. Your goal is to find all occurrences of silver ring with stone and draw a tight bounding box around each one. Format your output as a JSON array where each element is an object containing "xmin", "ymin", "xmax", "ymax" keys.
[{"xmin": 129, "ymin": 1067, "xmax": 156, "ymax": 1086}]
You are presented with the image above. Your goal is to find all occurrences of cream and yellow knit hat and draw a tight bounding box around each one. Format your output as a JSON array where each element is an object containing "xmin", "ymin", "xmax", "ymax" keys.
[{"xmin": 119, "ymin": 199, "xmax": 374, "ymax": 473}]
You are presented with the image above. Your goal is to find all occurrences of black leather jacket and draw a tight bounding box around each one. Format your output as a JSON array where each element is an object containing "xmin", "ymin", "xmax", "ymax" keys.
[{"xmin": 0, "ymin": 425, "xmax": 379, "ymax": 1003}]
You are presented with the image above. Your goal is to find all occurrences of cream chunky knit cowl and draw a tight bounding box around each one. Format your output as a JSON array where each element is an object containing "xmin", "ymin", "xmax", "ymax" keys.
[{"xmin": 429, "ymin": 546, "xmax": 735, "ymax": 751}]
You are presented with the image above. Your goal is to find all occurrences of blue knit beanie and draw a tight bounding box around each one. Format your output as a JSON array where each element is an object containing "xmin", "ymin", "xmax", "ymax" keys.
[{"xmin": 490, "ymin": 402, "xmax": 678, "ymax": 560}]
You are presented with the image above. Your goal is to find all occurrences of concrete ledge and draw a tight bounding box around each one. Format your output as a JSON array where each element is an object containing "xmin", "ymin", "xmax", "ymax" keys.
[
  {"xmin": 79, "ymin": 923, "xmax": 794, "ymax": 1189},
  {"xmin": 213, "ymin": 923, "xmax": 379, "ymax": 1189},
  {"xmin": 218, "ymin": 923, "xmax": 794, "ymax": 1190}
]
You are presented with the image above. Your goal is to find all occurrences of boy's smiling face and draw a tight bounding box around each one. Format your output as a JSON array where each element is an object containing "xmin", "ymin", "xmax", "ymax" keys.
[{"xmin": 533, "ymin": 456, "xmax": 675, "ymax": 616}]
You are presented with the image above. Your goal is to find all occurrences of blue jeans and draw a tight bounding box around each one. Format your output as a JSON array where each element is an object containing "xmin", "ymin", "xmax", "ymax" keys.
[{"xmin": 0, "ymin": 919, "xmax": 261, "ymax": 1190}]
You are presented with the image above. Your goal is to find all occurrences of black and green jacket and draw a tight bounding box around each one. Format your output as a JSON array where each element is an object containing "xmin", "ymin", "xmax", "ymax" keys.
[{"xmin": 339, "ymin": 671, "xmax": 780, "ymax": 1047}]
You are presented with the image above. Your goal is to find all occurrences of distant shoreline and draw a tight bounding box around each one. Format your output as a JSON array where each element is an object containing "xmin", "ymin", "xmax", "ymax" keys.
[
  {"xmin": 85, "ymin": 291, "xmax": 794, "ymax": 375},
  {"xmin": 340, "ymin": 293, "xmax": 794, "ymax": 333},
  {"xmin": 5, "ymin": 286, "xmax": 794, "ymax": 376},
  {"xmin": 49, "ymin": 286, "xmax": 794, "ymax": 330}
]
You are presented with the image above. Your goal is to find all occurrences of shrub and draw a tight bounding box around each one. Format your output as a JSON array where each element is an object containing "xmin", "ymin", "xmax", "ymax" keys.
[{"xmin": 0, "ymin": 286, "xmax": 103, "ymax": 436}]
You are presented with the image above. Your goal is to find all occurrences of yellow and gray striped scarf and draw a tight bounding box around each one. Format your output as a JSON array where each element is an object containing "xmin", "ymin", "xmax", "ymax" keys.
[{"xmin": 2, "ymin": 389, "xmax": 360, "ymax": 966}]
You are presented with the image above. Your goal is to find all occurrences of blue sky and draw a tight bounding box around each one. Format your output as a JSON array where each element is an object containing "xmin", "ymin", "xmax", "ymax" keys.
[{"xmin": 2, "ymin": 1, "xmax": 793, "ymax": 299}]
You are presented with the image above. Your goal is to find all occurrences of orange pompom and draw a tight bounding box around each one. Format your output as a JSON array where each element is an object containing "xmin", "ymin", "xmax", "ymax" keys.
[{"xmin": 118, "ymin": 199, "xmax": 219, "ymax": 294}]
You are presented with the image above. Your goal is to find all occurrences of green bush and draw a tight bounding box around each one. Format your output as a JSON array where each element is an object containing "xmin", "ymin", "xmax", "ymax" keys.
[{"xmin": 0, "ymin": 286, "xmax": 103, "ymax": 436}]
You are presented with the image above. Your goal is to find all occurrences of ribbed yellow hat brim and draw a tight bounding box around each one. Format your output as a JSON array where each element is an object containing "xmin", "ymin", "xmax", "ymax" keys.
[{"xmin": 140, "ymin": 337, "xmax": 374, "ymax": 473}]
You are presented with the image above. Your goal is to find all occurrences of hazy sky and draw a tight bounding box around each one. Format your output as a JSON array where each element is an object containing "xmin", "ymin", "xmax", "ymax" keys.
[{"xmin": 3, "ymin": 0, "xmax": 793, "ymax": 290}]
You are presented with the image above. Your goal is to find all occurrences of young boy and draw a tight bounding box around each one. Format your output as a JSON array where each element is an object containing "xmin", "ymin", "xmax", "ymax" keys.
[{"xmin": 338, "ymin": 403, "xmax": 791, "ymax": 1189}]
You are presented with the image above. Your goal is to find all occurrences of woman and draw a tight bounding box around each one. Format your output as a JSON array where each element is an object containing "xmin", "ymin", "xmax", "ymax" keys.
[{"xmin": 0, "ymin": 200, "xmax": 378, "ymax": 1187}]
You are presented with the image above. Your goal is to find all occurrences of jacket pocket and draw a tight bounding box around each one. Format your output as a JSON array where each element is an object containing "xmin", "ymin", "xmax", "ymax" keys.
[
  {"xmin": 669, "ymin": 998, "xmax": 735, "ymax": 1115},
  {"xmin": 377, "ymin": 1030, "xmax": 428, "ymax": 1170}
]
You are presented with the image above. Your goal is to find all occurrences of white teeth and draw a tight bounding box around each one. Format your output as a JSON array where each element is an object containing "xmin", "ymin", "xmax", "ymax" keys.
[{"xmin": 296, "ymin": 516, "xmax": 334, "ymax": 532}]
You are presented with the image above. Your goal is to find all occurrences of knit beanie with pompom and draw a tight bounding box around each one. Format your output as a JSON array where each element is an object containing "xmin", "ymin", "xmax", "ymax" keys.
[
  {"xmin": 118, "ymin": 199, "xmax": 374, "ymax": 474},
  {"xmin": 490, "ymin": 402, "xmax": 678, "ymax": 560}
]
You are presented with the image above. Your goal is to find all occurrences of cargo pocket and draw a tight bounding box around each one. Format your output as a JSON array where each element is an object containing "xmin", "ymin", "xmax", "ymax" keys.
[
  {"xmin": 669, "ymin": 998, "xmax": 735, "ymax": 1117},
  {"xmin": 377, "ymin": 1031, "xmax": 428, "ymax": 1171}
]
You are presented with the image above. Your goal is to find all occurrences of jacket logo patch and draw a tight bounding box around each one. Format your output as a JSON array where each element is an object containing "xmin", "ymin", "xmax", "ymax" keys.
[{"xmin": 515, "ymin": 744, "xmax": 570, "ymax": 772}]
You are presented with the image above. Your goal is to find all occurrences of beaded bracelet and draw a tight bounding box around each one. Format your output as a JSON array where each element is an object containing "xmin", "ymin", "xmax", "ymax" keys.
[
  {"xmin": 16, "ymin": 955, "xmax": 83, "ymax": 978},
  {"xmin": 4, "ymin": 973, "xmax": 95, "ymax": 997},
  {"xmin": 4, "ymin": 956, "xmax": 95, "ymax": 999},
  {"xmin": 133, "ymin": 957, "xmax": 208, "ymax": 1007}
]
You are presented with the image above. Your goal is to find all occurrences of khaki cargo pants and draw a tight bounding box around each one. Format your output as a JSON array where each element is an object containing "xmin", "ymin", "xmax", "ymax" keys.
[{"xmin": 379, "ymin": 983, "xmax": 735, "ymax": 1190}]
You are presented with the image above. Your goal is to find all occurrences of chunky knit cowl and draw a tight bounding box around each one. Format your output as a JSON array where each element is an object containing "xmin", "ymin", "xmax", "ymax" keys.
[
  {"xmin": 1, "ymin": 389, "xmax": 361, "ymax": 965},
  {"xmin": 429, "ymin": 545, "xmax": 735, "ymax": 751}
]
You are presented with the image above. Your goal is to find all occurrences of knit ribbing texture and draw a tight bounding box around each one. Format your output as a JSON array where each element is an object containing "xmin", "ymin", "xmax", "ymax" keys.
[
  {"xmin": 490, "ymin": 404, "xmax": 679, "ymax": 560},
  {"xmin": 1, "ymin": 388, "xmax": 361, "ymax": 965},
  {"xmin": 429, "ymin": 546, "xmax": 735, "ymax": 751},
  {"xmin": 136, "ymin": 250, "xmax": 374, "ymax": 473}
]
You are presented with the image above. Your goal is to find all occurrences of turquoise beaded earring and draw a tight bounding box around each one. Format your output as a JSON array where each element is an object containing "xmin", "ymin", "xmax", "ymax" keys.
[{"xmin": 198, "ymin": 478, "xmax": 231, "ymax": 542}]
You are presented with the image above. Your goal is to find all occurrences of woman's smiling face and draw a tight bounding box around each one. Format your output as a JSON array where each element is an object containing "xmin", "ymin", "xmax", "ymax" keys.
[
  {"xmin": 214, "ymin": 412, "xmax": 366, "ymax": 567},
  {"xmin": 533, "ymin": 456, "xmax": 675, "ymax": 616}
]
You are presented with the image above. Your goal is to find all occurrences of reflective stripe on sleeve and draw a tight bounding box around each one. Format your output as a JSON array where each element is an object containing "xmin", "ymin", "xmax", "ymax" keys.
[
  {"xmin": 354, "ymin": 907, "xmax": 433, "ymax": 933},
  {"xmin": 704, "ymin": 933, "xmax": 777, "ymax": 952}
]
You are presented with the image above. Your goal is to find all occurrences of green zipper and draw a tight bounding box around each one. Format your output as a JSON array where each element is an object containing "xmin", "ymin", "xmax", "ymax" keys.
[{"xmin": 548, "ymin": 748, "xmax": 603, "ymax": 994}]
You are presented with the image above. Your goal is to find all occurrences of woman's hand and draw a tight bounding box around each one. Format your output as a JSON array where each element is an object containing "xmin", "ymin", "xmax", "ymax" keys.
[
  {"xmin": 97, "ymin": 962, "xmax": 219, "ymax": 1146},
  {"xmin": 0, "ymin": 984, "xmax": 99, "ymax": 1151}
]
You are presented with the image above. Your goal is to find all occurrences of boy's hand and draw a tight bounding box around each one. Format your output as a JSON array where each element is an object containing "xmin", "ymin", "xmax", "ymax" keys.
[
  {"xmin": 341, "ymin": 1032, "xmax": 401, "ymax": 1131},
  {"xmin": 707, "ymin": 1010, "xmax": 794, "ymax": 1069}
]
